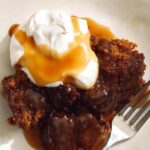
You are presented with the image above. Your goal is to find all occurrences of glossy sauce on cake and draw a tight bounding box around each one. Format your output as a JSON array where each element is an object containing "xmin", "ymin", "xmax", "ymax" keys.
[
  {"xmin": 9, "ymin": 10, "xmax": 99, "ymax": 89},
  {"xmin": 23, "ymin": 18, "xmax": 115, "ymax": 150}
]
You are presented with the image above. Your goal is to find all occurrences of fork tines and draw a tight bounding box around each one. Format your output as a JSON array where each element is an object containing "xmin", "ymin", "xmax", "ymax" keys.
[{"xmin": 118, "ymin": 80, "xmax": 150, "ymax": 131}]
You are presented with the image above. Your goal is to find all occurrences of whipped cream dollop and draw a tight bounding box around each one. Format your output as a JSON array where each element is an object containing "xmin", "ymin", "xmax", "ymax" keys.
[{"xmin": 10, "ymin": 10, "xmax": 99, "ymax": 89}]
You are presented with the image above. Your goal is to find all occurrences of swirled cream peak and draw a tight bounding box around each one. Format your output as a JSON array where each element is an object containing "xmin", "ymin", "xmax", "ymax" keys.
[{"xmin": 10, "ymin": 10, "xmax": 99, "ymax": 89}]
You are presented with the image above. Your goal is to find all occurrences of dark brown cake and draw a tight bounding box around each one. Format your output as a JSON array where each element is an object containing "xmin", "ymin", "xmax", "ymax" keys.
[
  {"xmin": 2, "ymin": 70, "xmax": 49, "ymax": 128},
  {"xmin": 41, "ymin": 113, "xmax": 111, "ymax": 150},
  {"xmin": 2, "ymin": 38, "xmax": 145, "ymax": 150}
]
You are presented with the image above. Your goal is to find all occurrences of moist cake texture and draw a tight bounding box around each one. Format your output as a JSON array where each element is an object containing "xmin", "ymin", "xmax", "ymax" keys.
[{"xmin": 2, "ymin": 37, "xmax": 145, "ymax": 150}]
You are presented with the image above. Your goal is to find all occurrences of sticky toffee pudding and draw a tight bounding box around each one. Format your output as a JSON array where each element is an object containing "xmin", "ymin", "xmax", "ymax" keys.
[{"xmin": 2, "ymin": 11, "xmax": 146, "ymax": 150}]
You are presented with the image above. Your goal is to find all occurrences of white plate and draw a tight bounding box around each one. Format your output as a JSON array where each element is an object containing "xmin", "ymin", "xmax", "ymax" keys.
[{"xmin": 0, "ymin": 0, "xmax": 149, "ymax": 150}]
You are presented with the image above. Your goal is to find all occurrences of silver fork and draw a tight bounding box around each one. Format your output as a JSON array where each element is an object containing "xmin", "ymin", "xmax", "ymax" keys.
[{"xmin": 103, "ymin": 80, "xmax": 150, "ymax": 150}]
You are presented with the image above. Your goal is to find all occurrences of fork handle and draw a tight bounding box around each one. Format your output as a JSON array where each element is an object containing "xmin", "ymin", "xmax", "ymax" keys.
[{"xmin": 103, "ymin": 125, "xmax": 130, "ymax": 150}]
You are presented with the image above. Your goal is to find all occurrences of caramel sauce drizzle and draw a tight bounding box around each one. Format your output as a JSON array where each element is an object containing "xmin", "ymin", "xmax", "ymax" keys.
[
  {"xmin": 8, "ymin": 23, "xmax": 19, "ymax": 36},
  {"xmin": 13, "ymin": 17, "xmax": 98, "ymax": 87},
  {"xmin": 84, "ymin": 18, "xmax": 115, "ymax": 39},
  {"xmin": 23, "ymin": 126, "xmax": 44, "ymax": 150}
]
